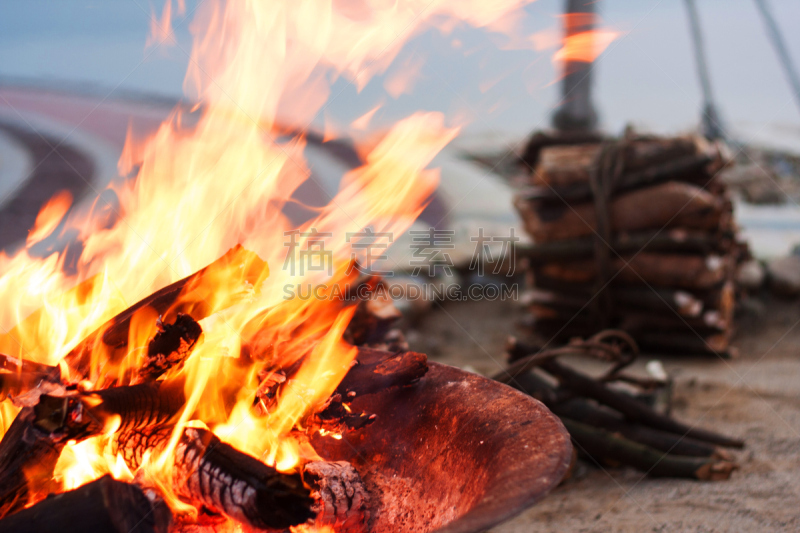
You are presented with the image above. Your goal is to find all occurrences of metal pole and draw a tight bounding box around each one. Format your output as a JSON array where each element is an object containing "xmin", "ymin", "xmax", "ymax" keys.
[
  {"xmin": 753, "ymin": 0, "xmax": 800, "ymax": 117},
  {"xmin": 683, "ymin": 0, "xmax": 725, "ymax": 140},
  {"xmin": 552, "ymin": 0, "xmax": 599, "ymax": 132}
]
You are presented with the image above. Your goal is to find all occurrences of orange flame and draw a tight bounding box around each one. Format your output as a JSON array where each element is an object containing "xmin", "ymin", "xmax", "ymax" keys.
[
  {"xmin": 553, "ymin": 29, "xmax": 618, "ymax": 64},
  {"xmin": 26, "ymin": 190, "xmax": 72, "ymax": 246},
  {"xmin": 0, "ymin": 0, "xmax": 534, "ymax": 519},
  {"xmin": 554, "ymin": 12, "xmax": 618, "ymax": 64}
]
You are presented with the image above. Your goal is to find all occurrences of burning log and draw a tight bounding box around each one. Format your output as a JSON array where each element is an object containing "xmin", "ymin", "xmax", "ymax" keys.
[
  {"xmin": 0, "ymin": 475, "xmax": 172, "ymax": 533},
  {"xmin": 31, "ymin": 379, "xmax": 187, "ymax": 442},
  {"xmin": 0, "ymin": 408, "xmax": 62, "ymax": 518},
  {"xmin": 0, "ymin": 353, "xmax": 60, "ymax": 377},
  {"xmin": 0, "ymin": 353, "xmax": 62, "ymax": 404},
  {"xmin": 494, "ymin": 331, "xmax": 743, "ymax": 479},
  {"xmin": 114, "ymin": 424, "xmax": 315, "ymax": 530},
  {"xmin": 134, "ymin": 313, "xmax": 203, "ymax": 383},
  {"xmin": 303, "ymin": 460, "xmax": 370, "ymax": 533},
  {"xmin": 0, "ymin": 379, "xmax": 188, "ymax": 518},
  {"xmin": 65, "ymin": 245, "xmax": 265, "ymax": 379}
]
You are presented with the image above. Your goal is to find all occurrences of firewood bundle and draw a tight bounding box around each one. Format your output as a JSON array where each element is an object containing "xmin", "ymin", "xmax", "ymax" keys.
[
  {"xmin": 495, "ymin": 331, "xmax": 743, "ymax": 480},
  {"xmin": 0, "ymin": 247, "xmax": 426, "ymax": 532},
  {"xmin": 515, "ymin": 132, "xmax": 748, "ymax": 356}
]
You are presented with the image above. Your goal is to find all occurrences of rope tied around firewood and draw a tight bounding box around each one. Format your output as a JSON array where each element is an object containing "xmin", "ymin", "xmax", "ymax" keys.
[
  {"xmin": 495, "ymin": 329, "xmax": 639, "ymax": 387},
  {"xmin": 588, "ymin": 141, "xmax": 629, "ymax": 329}
]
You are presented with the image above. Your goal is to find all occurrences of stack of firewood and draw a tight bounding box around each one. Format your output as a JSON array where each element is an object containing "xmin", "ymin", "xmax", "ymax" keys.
[{"xmin": 515, "ymin": 132, "xmax": 748, "ymax": 356}]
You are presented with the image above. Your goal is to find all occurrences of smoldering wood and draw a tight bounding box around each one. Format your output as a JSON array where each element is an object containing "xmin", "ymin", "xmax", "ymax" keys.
[
  {"xmin": 0, "ymin": 372, "xmax": 59, "ymax": 401},
  {"xmin": 135, "ymin": 313, "xmax": 203, "ymax": 383},
  {"xmin": 0, "ymin": 353, "xmax": 59, "ymax": 378},
  {"xmin": 311, "ymin": 394, "xmax": 377, "ymax": 434},
  {"xmin": 32, "ymin": 379, "xmax": 187, "ymax": 442},
  {"xmin": 0, "ymin": 378, "xmax": 189, "ymax": 515},
  {"xmin": 336, "ymin": 348, "xmax": 428, "ymax": 398},
  {"xmin": 563, "ymin": 418, "xmax": 738, "ymax": 480},
  {"xmin": 303, "ymin": 460, "xmax": 369, "ymax": 533},
  {"xmin": 0, "ymin": 354, "xmax": 61, "ymax": 402},
  {"xmin": 64, "ymin": 245, "xmax": 265, "ymax": 379},
  {"xmin": 0, "ymin": 408, "xmax": 62, "ymax": 519},
  {"xmin": 0, "ymin": 474, "xmax": 171, "ymax": 533},
  {"xmin": 114, "ymin": 424, "xmax": 314, "ymax": 530},
  {"xmin": 515, "ymin": 181, "xmax": 725, "ymax": 244}
]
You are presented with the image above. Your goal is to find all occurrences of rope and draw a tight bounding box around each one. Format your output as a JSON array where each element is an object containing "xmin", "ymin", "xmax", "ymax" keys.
[{"xmin": 588, "ymin": 141, "xmax": 627, "ymax": 328}]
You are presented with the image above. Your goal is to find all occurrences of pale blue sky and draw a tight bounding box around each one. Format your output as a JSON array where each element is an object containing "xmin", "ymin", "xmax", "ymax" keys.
[{"xmin": 1, "ymin": 0, "xmax": 799, "ymax": 139}]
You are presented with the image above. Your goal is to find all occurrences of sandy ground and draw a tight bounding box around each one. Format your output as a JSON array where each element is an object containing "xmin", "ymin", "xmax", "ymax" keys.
[{"xmin": 407, "ymin": 296, "xmax": 800, "ymax": 532}]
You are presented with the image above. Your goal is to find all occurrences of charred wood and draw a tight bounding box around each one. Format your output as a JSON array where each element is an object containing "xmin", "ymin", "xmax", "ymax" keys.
[
  {"xmin": 0, "ymin": 353, "xmax": 59, "ymax": 378},
  {"xmin": 135, "ymin": 314, "xmax": 203, "ymax": 383},
  {"xmin": 0, "ymin": 408, "xmax": 62, "ymax": 518},
  {"xmin": 310, "ymin": 394, "xmax": 376, "ymax": 434},
  {"xmin": 0, "ymin": 475, "xmax": 171, "ymax": 533},
  {"xmin": 32, "ymin": 379, "xmax": 187, "ymax": 442},
  {"xmin": 115, "ymin": 425, "xmax": 314, "ymax": 530},
  {"xmin": 64, "ymin": 245, "xmax": 265, "ymax": 379}
]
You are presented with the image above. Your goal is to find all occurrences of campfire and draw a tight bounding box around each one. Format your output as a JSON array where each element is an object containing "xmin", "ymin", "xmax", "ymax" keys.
[{"xmin": 0, "ymin": 0, "xmax": 576, "ymax": 532}]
